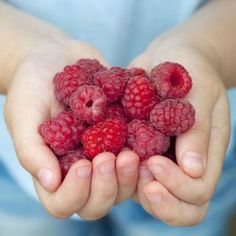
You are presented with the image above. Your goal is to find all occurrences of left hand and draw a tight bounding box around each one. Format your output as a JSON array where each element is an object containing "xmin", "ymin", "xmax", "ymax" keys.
[{"xmin": 128, "ymin": 38, "xmax": 230, "ymax": 226}]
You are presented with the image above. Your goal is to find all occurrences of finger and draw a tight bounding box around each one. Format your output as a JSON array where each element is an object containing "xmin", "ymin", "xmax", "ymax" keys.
[
  {"xmin": 147, "ymin": 156, "xmax": 210, "ymax": 205},
  {"xmin": 148, "ymin": 93, "xmax": 229, "ymax": 205},
  {"xmin": 137, "ymin": 161, "xmax": 154, "ymax": 213},
  {"xmin": 176, "ymin": 81, "xmax": 219, "ymax": 178},
  {"xmin": 5, "ymin": 92, "xmax": 61, "ymax": 192},
  {"xmin": 34, "ymin": 159, "xmax": 92, "ymax": 218},
  {"xmin": 115, "ymin": 150, "xmax": 139, "ymax": 204},
  {"xmin": 143, "ymin": 181, "xmax": 208, "ymax": 226},
  {"xmin": 205, "ymin": 91, "xmax": 230, "ymax": 188},
  {"xmin": 78, "ymin": 152, "xmax": 118, "ymax": 220}
]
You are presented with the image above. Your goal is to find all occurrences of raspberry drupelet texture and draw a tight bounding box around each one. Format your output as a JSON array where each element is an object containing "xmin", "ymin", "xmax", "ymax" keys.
[
  {"xmin": 53, "ymin": 64, "xmax": 90, "ymax": 105},
  {"xmin": 128, "ymin": 67, "xmax": 148, "ymax": 78},
  {"xmin": 150, "ymin": 98, "xmax": 195, "ymax": 136},
  {"xmin": 70, "ymin": 85, "xmax": 107, "ymax": 124},
  {"xmin": 106, "ymin": 103, "xmax": 127, "ymax": 122},
  {"xmin": 150, "ymin": 62, "xmax": 192, "ymax": 99},
  {"xmin": 94, "ymin": 67, "xmax": 131, "ymax": 102},
  {"xmin": 81, "ymin": 118, "xmax": 127, "ymax": 159},
  {"xmin": 127, "ymin": 119, "xmax": 170, "ymax": 161},
  {"xmin": 39, "ymin": 111, "xmax": 86, "ymax": 156},
  {"xmin": 76, "ymin": 58, "xmax": 106, "ymax": 78},
  {"xmin": 59, "ymin": 147, "xmax": 87, "ymax": 179},
  {"xmin": 122, "ymin": 76, "xmax": 159, "ymax": 120}
]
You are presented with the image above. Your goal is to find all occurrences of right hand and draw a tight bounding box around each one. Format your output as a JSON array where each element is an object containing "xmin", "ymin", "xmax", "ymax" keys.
[{"xmin": 4, "ymin": 35, "xmax": 139, "ymax": 220}]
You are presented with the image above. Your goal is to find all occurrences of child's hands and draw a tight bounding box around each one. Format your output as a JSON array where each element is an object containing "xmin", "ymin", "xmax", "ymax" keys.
[
  {"xmin": 4, "ymin": 36, "xmax": 139, "ymax": 220},
  {"xmin": 129, "ymin": 39, "xmax": 230, "ymax": 226}
]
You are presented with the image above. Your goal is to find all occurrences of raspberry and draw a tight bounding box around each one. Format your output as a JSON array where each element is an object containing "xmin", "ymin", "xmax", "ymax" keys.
[
  {"xmin": 127, "ymin": 119, "xmax": 170, "ymax": 161},
  {"xmin": 150, "ymin": 98, "xmax": 195, "ymax": 136},
  {"xmin": 81, "ymin": 118, "xmax": 127, "ymax": 159},
  {"xmin": 150, "ymin": 62, "xmax": 192, "ymax": 98},
  {"xmin": 70, "ymin": 85, "xmax": 107, "ymax": 124},
  {"xmin": 122, "ymin": 76, "xmax": 158, "ymax": 120},
  {"xmin": 59, "ymin": 148, "xmax": 87, "ymax": 179},
  {"xmin": 39, "ymin": 111, "xmax": 86, "ymax": 156},
  {"xmin": 76, "ymin": 58, "xmax": 106, "ymax": 77},
  {"xmin": 94, "ymin": 67, "xmax": 131, "ymax": 102},
  {"xmin": 106, "ymin": 103, "xmax": 127, "ymax": 122},
  {"xmin": 128, "ymin": 67, "xmax": 148, "ymax": 78},
  {"xmin": 53, "ymin": 64, "xmax": 90, "ymax": 105}
]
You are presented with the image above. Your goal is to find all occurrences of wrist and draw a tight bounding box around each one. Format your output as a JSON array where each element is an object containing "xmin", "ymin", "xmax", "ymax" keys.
[
  {"xmin": 145, "ymin": 32, "xmax": 222, "ymax": 77},
  {"xmin": 1, "ymin": 29, "xmax": 68, "ymax": 95}
]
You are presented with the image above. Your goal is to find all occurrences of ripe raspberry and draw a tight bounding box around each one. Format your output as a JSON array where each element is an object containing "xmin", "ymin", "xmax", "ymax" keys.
[
  {"xmin": 81, "ymin": 118, "xmax": 127, "ymax": 159},
  {"xmin": 70, "ymin": 85, "xmax": 107, "ymax": 124},
  {"xmin": 94, "ymin": 67, "xmax": 131, "ymax": 102},
  {"xmin": 106, "ymin": 103, "xmax": 127, "ymax": 122},
  {"xmin": 127, "ymin": 119, "xmax": 170, "ymax": 161},
  {"xmin": 59, "ymin": 148, "xmax": 87, "ymax": 179},
  {"xmin": 53, "ymin": 64, "xmax": 90, "ymax": 105},
  {"xmin": 39, "ymin": 111, "xmax": 86, "ymax": 156},
  {"xmin": 150, "ymin": 99, "xmax": 195, "ymax": 136},
  {"xmin": 76, "ymin": 58, "xmax": 106, "ymax": 77},
  {"xmin": 150, "ymin": 62, "xmax": 192, "ymax": 98},
  {"xmin": 122, "ymin": 76, "xmax": 158, "ymax": 120},
  {"xmin": 128, "ymin": 67, "xmax": 148, "ymax": 78}
]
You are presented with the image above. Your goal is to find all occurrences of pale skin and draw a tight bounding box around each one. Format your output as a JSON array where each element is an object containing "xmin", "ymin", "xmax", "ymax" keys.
[{"xmin": 0, "ymin": 0, "xmax": 236, "ymax": 225}]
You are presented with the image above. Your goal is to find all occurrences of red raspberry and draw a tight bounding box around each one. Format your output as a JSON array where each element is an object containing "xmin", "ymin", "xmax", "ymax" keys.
[
  {"xmin": 76, "ymin": 58, "xmax": 106, "ymax": 77},
  {"xmin": 53, "ymin": 64, "xmax": 90, "ymax": 105},
  {"xmin": 94, "ymin": 67, "xmax": 131, "ymax": 102},
  {"xmin": 70, "ymin": 85, "xmax": 107, "ymax": 124},
  {"xmin": 127, "ymin": 119, "xmax": 170, "ymax": 161},
  {"xmin": 122, "ymin": 76, "xmax": 159, "ymax": 120},
  {"xmin": 39, "ymin": 111, "xmax": 86, "ymax": 156},
  {"xmin": 81, "ymin": 118, "xmax": 127, "ymax": 159},
  {"xmin": 150, "ymin": 62, "xmax": 192, "ymax": 98},
  {"xmin": 150, "ymin": 99, "xmax": 195, "ymax": 136},
  {"xmin": 106, "ymin": 103, "xmax": 127, "ymax": 122},
  {"xmin": 59, "ymin": 148, "xmax": 87, "ymax": 179},
  {"xmin": 128, "ymin": 67, "xmax": 148, "ymax": 78}
]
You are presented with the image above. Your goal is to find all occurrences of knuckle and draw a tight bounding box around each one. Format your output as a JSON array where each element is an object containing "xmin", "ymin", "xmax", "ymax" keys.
[
  {"xmin": 46, "ymin": 206, "xmax": 70, "ymax": 219},
  {"xmin": 47, "ymin": 197, "xmax": 72, "ymax": 219},
  {"xmin": 196, "ymin": 180, "xmax": 213, "ymax": 205},
  {"xmin": 99, "ymin": 191, "xmax": 117, "ymax": 203}
]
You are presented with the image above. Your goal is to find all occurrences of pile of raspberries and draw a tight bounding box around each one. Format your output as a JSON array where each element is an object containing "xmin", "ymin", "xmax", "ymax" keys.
[{"xmin": 39, "ymin": 59, "xmax": 195, "ymax": 178}]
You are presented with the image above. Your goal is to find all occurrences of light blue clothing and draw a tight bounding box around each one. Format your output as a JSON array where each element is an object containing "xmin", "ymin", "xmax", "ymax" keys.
[
  {"xmin": 1, "ymin": 0, "xmax": 236, "ymax": 235},
  {"xmin": 7, "ymin": 0, "xmax": 206, "ymax": 66}
]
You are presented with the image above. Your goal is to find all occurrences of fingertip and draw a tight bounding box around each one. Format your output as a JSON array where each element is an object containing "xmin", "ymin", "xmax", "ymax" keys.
[
  {"xmin": 180, "ymin": 151, "xmax": 206, "ymax": 178},
  {"xmin": 92, "ymin": 152, "xmax": 116, "ymax": 176},
  {"xmin": 117, "ymin": 150, "xmax": 139, "ymax": 167}
]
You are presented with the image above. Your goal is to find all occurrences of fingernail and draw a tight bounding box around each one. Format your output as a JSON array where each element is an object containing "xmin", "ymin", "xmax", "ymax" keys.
[
  {"xmin": 77, "ymin": 166, "xmax": 91, "ymax": 178},
  {"xmin": 98, "ymin": 160, "xmax": 114, "ymax": 176},
  {"xmin": 145, "ymin": 192, "xmax": 162, "ymax": 204},
  {"xmin": 139, "ymin": 166, "xmax": 153, "ymax": 179},
  {"xmin": 149, "ymin": 164, "xmax": 164, "ymax": 176},
  {"xmin": 182, "ymin": 151, "xmax": 204, "ymax": 171},
  {"xmin": 38, "ymin": 167, "xmax": 54, "ymax": 190},
  {"xmin": 122, "ymin": 164, "xmax": 137, "ymax": 176}
]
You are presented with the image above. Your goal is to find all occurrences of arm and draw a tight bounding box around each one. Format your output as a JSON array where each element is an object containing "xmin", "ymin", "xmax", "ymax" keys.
[{"xmin": 0, "ymin": 2, "xmax": 66, "ymax": 94}]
